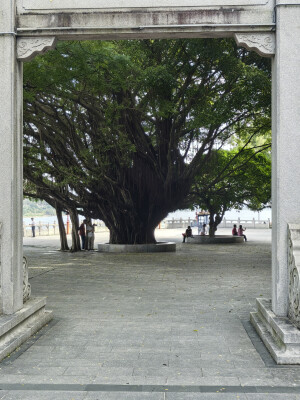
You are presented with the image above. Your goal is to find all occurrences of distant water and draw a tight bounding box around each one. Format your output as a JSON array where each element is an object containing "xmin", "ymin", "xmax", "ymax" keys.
[
  {"xmin": 166, "ymin": 207, "xmax": 271, "ymax": 221},
  {"xmin": 24, "ymin": 207, "xmax": 271, "ymax": 226}
]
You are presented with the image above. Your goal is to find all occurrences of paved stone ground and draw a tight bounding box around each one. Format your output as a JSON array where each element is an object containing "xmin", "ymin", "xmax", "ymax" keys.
[{"xmin": 1, "ymin": 228, "xmax": 300, "ymax": 399}]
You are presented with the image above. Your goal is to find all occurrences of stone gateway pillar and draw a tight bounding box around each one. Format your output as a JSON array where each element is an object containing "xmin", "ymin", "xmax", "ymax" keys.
[
  {"xmin": 271, "ymin": 0, "xmax": 300, "ymax": 317},
  {"xmin": 0, "ymin": 0, "xmax": 299, "ymax": 365},
  {"xmin": 0, "ymin": 0, "xmax": 52, "ymax": 361},
  {"xmin": 249, "ymin": 0, "xmax": 300, "ymax": 364},
  {"xmin": 0, "ymin": 0, "xmax": 23, "ymax": 315}
]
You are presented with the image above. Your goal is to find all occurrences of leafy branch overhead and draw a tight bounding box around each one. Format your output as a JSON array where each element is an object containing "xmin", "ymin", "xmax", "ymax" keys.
[{"xmin": 23, "ymin": 39, "xmax": 271, "ymax": 244}]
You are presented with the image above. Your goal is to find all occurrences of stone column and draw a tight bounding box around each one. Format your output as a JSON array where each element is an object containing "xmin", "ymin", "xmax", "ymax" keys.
[
  {"xmin": 0, "ymin": 0, "xmax": 24, "ymax": 314},
  {"xmin": 272, "ymin": 0, "xmax": 300, "ymax": 316}
]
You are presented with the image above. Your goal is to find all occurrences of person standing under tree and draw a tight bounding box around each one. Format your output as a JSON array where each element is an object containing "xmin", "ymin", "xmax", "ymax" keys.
[
  {"xmin": 30, "ymin": 218, "xmax": 35, "ymax": 237},
  {"xmin": 86, "ymin": 219, "xmax": 95, "ymax": 250},
  {"xmin": 78, "ymin": 220, "xmax": 86, "ymax": 250}
]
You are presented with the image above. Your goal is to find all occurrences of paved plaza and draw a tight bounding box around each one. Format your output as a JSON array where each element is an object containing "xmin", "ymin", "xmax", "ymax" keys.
[{"xmin": 0, "ymin": 228, "xmax": 300, "ymax": 399}]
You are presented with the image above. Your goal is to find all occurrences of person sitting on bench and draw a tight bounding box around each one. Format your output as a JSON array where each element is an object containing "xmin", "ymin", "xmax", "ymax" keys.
[
  {"xmin": 182, "ymin": 226, "xmax": 193, "ymax": 243},
  {"xmin": 238, "ymin": 224, "xmax": 247, "ymax": 242},
  {"xmin": 232, "ymin": 224, "xmax": 238, "ymax": 236}
]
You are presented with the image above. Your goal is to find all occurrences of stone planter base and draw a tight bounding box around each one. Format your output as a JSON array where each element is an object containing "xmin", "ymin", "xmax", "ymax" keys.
[
  {"xmin": 186, "ymin": 235, "xmax": 244, "ymax": 244},
  {"xmin": 250, "ymin": 298, "xmax": 300, "ymax": 364},
  {"xmin": 98, "ymin": 242, "xmax": 176, "ymax": 253},
  {"xmin": 0, "ymin": 297, "xmax": 53, "ymax": 362}
]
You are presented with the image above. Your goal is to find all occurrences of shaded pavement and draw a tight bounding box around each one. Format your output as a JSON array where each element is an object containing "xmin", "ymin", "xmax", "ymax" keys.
[{"xmin": 1, "ymin": 228, "xmax": 300, "ymax": 399}]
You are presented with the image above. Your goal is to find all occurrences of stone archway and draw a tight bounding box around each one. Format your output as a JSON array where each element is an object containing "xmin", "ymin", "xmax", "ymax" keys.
[{"xmin": 1, "ymin": 0, "xmax": 300, "ymax": 364}]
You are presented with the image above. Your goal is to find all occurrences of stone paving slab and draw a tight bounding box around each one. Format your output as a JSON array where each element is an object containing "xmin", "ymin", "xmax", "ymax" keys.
[
  {"xmin": 2, "ymin": 392, "xmax": 300, "ymax": 400},
  {"xmin": 166, "ymin": 395, "xmax": 248, "ymax": 400},
  {"xmin": 1, "ymin": 392, "xmax": 87, "ymax": 400},
  {"xmin": 245, "ymin": 396, "xmax": 300, "ymax": 400},
  {"xmin": 3, "ymin": 228, "xmax": 300, "ymax": 398}
]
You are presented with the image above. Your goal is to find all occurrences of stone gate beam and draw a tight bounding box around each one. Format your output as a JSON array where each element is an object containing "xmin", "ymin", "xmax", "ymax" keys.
[
  {"xmin": 272, "ymin": 0, "xmax": 300, "ymax": 317},
  {"xmin": 0, "ymin": 0, "xmax": 23, "ymax": 314}
]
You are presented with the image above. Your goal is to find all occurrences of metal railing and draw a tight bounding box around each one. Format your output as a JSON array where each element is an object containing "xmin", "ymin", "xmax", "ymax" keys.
[
  {"xmin": 23, "ymin": 220, "xmax": 108, "ymax": 237},
  {"xmin": 163, "ymin": 217, "xmax": 271, "ymax": 229},
  {"xmin": 23, "ymin": 217, "xmax": 271, "ymax": 237}
]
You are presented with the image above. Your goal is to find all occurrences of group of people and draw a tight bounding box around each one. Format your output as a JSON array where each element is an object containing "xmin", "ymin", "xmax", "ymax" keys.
[
  {"xmin": 232, "ymin": 224, "xmax": 247, "ymax": 241},
  {"xmin": 182, "ymin": 223, "xmax": 207, "ymax": 242},
  {"xmin": 182, "ymin": 223, "xmax": 247, "ymax": 242},
  {"xmin": 78, "ymin": 219, "xmax": 95, "ymax": 250}
]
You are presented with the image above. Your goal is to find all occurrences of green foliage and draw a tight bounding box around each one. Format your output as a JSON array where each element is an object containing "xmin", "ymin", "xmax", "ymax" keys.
[
  {"xmin": 189, "ymin": 146, "xmax": 271, "ymax": 235},
  {"xmin": 23, "ymin": 39, "xmax": 271, "ymax": 243},
  {"xmin": 23, "ymin": 198, "xmax": 55, "ymax": 217}
]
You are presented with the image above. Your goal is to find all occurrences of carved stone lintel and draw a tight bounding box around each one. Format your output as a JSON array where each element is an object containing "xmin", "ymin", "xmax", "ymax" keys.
[
  {"xmin": 234, "ymin": 33, "xmax": 275, "ymax": 58},
  {"xmin": 288, "ymin": 224, "xmax": 300, "ymax": 328},
  {"xmin": 17, "ymin": 37, "xmax": 57, "ymax": 62},
  {"xmin": 23, "ymin": 256, "xmax": 31, "ymax": 303}
]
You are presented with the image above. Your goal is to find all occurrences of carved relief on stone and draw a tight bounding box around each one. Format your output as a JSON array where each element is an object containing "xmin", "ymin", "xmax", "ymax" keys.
[
  {"xmin": 17, "ymin": 37, "xmax": 57, "ymax": 62},
  {"xmin": 234, "ymin": 33, "xmax": 275, "ymax": 58},
  {"xmin": 0, "ymin": 223, "xmax": 2, "ymax": 306},
  {"xmin": 23, "ymin": 256, "xmax": 31, "ymax": 303},
  {"xmin": 288, "ymin": 226, "xmax": 300, "ymax": 328}
]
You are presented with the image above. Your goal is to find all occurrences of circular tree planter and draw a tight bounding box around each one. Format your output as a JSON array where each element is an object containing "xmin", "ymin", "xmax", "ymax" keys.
[
  {"xmin": 98, "ymin": 242, "xmax": 176, "ymax": 253},
  {"xmin": 186, "ymin": 235, "xmax": 244, "ymax": 244}
]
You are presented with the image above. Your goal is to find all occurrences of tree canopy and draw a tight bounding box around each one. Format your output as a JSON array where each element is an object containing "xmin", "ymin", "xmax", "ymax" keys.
[
  {"xmin": 188, "ymin": 147, "xmax": 271, "ymax": 236},
  {"xmin": 23, "ymin": 39, "xmax": 271, "ymax": 244}
]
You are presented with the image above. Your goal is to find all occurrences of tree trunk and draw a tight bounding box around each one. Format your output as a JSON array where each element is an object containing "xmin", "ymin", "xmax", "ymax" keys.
[
  {"xmin": 56, "ymin": 206, "xmax": 69, "ymax": 251},
  {"xmin": 90, "ymin": 154, "xmax": 192, "ymax": 245},
  {"xmin": 109, "ymin": 224, "xmax": 157, "ymax": 244},
  {"xmin": 208, "ymin": 208, "xmax": 225, "ymax": 237},
  {"xmin": 104, "ymin": 205, "xmax": 168, "ymax": 245},
  {"xmin": 69, "ymin": 208, "xmax": 81, "ymax": 252},
  {"xmin": 208, "ymin": 212, "xmax": 218, "ymax": 237}
]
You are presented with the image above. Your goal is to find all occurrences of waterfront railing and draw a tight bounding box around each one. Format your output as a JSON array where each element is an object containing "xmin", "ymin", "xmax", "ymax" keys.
[
  {"xmin": 163, "ymin": 217, "xmax": 271, "ymax": 229},
  {"xmin": 23, "ymin": 220, "xmax": 108, "ymax": 237},
  {"xmin": 23, "ymin": 217, "xmax": 271, "ymax": 237}
]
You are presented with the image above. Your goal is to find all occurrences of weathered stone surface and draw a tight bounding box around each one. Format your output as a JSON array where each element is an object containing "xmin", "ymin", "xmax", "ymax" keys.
[
  {"xmin": 0, "ymin": 0, "xmax": 24, "ymax": 315},
  {"xmin": 271, "ymin": 2, "xmax": 300, "ymax": 317},
  {"xmin": 22, "ymin": 257, "xmax": 31, "ymax": 303},
  {"xmin": 20, "ymin": 0, "xmax": 272, "ymax": 9},
  {"xmin": 98, "ymin": 242, "xmax": 176, "ymax": 253},
  {"xmin": 234, "ymin": 32, "xmax": 275, "ymax": 57},
  {"xmin": 16, "ymin": 0, "xmax": 274, "ymax": 40},
  {"xmin": 287, "ymin": 224, "xmax": 300, "ymax": 328},
  {"xmin": 187, "ymin": 235, "xmax": 244, "ymax": 244},
  {"xmin": 0, "ymin": 297, "xmax": 52, "ymax": 362},
  {"xmin": 251, "ymin": 298, "xmax": 300, "ymax": 364},
  {"xmin": 17, "ymin": 37, "xmax": 57, "ymax": 62}
]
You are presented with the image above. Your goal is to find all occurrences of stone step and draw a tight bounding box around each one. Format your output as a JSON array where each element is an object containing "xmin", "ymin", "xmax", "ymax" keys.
[
  {"xmin": 251, "ymin": 298, "xmax": 300, "ymax": 364},
  {"xmin": 0, "ymin": 297, "xmax": 52, "ymax": 362},
  {"xmin": 256, "ymin": 298, "xmax": 300, "ymax": 344}
]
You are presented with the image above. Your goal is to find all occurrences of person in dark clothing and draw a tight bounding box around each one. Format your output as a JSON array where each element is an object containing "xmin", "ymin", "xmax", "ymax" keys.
[
  {"xmin": 31, "ymin": 218, "xmax": 35, "ymax": 237},
  {"xmin": 232, "ymin": 224, "xmax": 238, "ymax": 236},
  {"xmin": 78, "ymin": 219, "xmax": 87, "ymax": 250},
  {"xmin": 182, "ymin": 226, "xmax": 193, "ymax": 243}
]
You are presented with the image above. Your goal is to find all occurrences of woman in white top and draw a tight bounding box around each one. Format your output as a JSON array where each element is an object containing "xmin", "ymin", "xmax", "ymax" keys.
[{"xmin": 85, "ymin": 220, "xmax": 95, "ymax": 250}]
